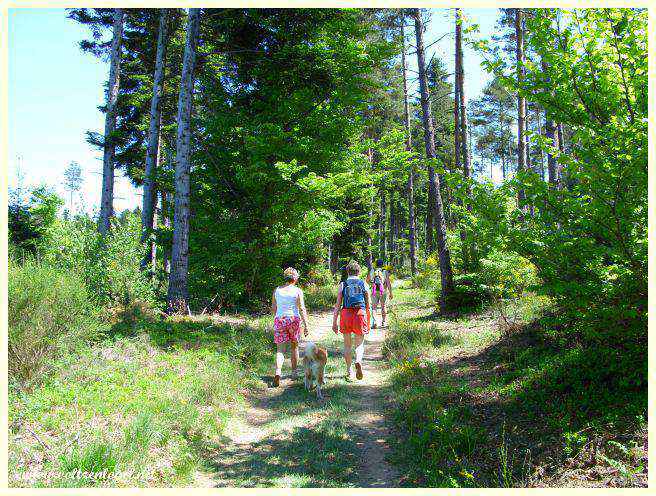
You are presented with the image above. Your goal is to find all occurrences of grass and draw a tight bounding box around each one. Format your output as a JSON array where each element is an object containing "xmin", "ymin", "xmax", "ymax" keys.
[
  {"xmin": 8, "ymin": 315, "xmax": 273, "ymax": 487},
  {"xmin": 384, "ymin": 282, "xmax": 647, "ymax": 488}
]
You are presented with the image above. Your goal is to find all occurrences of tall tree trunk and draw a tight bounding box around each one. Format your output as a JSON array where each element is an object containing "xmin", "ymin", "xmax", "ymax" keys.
[
  {"xmin": 142, "ymin": 9, "xmax": 169, "ymax": 270},
  {"xmin": 515, "ymin": 8, "xmax": 527, "ymax": 206},
  {"xmin": 456, "ymin": 9, "xmax": 471, "ymax": 182},
  {"xmin": 426, "ymin": 187, "xmax": 434, "ymax": 253},
  {"xmin": 98, "ymin": 9, "xmax": 124, "ymax": 234},
  {"xmin": 167, "ymin": 8, "xmax": 201, "ymax": 314},
  {"xmin": 366, "ymin": 146, "xmax": 374, "ymax": 270},
  {"xmin": 379, "ymin": 191, "xmax": 387, "ymax": 262},
  {"xmin": 329, "ymin": 243, "xmax": 338, "ymax": 274},
  {"xmin": 400, "ymin": 19, "xmax": 417, "ymax": 276},
  {"xmin": 162, "ymin": 190, "xmax": 171, "ymax": 276},
  {"xmin": 414, "ymin": 8, "xmax": 455, "ymax": 311},
  {"xmin": 534, "ymin": 106, "xmax": 545, "ymax": 180},
  {"xmin": 456, "ymin": 8, "xmax": 473, "ymax": 269},
  {"xmin": 388, "ymin": 191, "xmax": 395, "ymax": 262}
]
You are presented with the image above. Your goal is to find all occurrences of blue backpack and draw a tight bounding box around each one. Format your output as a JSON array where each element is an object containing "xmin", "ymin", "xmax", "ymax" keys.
[{"xmin": 342, "ymin": 278, "xmax": 366, "ymax": 309}]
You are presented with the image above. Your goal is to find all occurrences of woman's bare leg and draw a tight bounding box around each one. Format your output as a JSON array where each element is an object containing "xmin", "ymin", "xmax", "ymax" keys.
[
  {"xmin": 290, "ymin": 341, "xmax": 299, "ymax": 377},
  {"xmin": 275, "ymin": 342, "xmax": 285, "ymax": 376},
  {"xmin": 343, "ymin": 332, "xmax": 352, "ymax": 376}
]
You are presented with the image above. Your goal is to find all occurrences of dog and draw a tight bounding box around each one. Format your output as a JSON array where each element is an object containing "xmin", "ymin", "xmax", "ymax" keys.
[{"xmin": 303, "ymin": 341, "xmax": 328, "ymax": 400}]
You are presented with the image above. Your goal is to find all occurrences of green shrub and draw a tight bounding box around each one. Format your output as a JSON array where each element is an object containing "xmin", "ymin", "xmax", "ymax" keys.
[
  {"xmin": 303, "ymin": 283, "xmax": 337, "ymax": 311},
  {"xmin": 478, "ymin": 250, "xmax": 539, "ymax": 299},
  {"xmin": 8, "ymin": 257, "xmax": 106, "ymax": 385},
  {"xmin": 43, "ymin": 213, "xmax": 157, "ymax": 309}
]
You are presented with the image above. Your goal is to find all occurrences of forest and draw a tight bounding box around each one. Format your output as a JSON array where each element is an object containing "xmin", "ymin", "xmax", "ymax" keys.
[{"xmin": 8, "ymin": 7, "xmax": 647, "ymax": 488}]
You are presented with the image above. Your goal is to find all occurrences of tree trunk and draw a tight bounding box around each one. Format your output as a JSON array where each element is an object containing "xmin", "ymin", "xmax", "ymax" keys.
[
  {"xmin": 400, "ymin": 19, "xmax": 417, "ymax": 276},
  {"xmin": 379, "ymin": 191, "xmax": 387, "ymax": 262},
  {"xmin": 329, "ymin": 243, "xmax": 339, "ymax": 274},
  {"xmin": 142, "ymin": 9, "xmax": 169, "ymax": 270},
  {"xmin": 426, "ymin": 186, "xmax": 434, "ymax": 253},
  {"xmin": 515, "ymin": 8, "xmax": 527, "ymax": 205},
  {"xmin": 456, "ymin": 8, "xmax": 473, "ymax": 269},
  {"xmin": 167, "ymin": 8, "xmax": 201, "ymax": 314},
  {"xmin": 456, "ymin": 9, "xmax": 471, "ymax": 182},
  {"xmin": 414, "ymin": 8, "xmax": 455, "ymax": 311},
  {"xmin": 534, "ymin": 106, "xmax": 545, "ymax": 180},
  {"xmin": 162, "ymin": 190, "xmax": 171, "ymax": 276},
  {"xmin": 98, "ymin": 9, "xmax": 124, "ymax": 234},
  {"xmin": 388, "ymin": 191, "xmax": 395, "ymax": 261}
]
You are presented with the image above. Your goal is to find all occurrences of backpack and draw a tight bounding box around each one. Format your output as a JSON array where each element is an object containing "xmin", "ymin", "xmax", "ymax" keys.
[
  {"xmin": 372, "ymin": 269, "xmax": 386, "ymax": 295},
  {"xmin": 341, "ymin": 278, "xmax": 366, "ymax": 309}
]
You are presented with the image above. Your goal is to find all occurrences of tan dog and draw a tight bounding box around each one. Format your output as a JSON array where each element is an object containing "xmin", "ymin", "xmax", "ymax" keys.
[{"xmin": 303, "ymin": 342, "xmax": 327, "ymax": 400}]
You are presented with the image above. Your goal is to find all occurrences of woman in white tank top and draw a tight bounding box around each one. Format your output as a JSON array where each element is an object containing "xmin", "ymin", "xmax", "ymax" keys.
[{"xmin": 271, "ymin": 267, "xmax": 309, "ymax": 387}]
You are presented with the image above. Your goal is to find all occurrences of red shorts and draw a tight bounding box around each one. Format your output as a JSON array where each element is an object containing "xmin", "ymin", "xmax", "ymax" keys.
[
  {"xmin": 273, "ymin": 316, "xmax": 301, "ymax": 344},
  {"xmin": 340, "ymin": 308, "xmax": 368, "ymax": 335}
]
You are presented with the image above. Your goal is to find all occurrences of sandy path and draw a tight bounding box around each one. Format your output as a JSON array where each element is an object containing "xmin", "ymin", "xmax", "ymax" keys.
[{"xmin": 207, "ymin": 308, "xmax": 399, "ymax": 487}]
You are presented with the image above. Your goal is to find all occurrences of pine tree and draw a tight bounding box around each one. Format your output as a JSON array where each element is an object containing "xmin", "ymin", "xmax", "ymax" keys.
[
  {"xmin": 413, "ymin": 8, "xmax": 454, "ymax": 311},
  {"xmin": 98, "ymin": 9, "xmax": 124, "ymax": 234},
  {"xmin": 167, "ymin": 8, "xmax": 201, "ymax": 314}
]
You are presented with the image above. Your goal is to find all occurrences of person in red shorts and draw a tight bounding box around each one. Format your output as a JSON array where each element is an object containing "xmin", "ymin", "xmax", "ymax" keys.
[{"xmin": 332, "ymin": 260, "xmax": 371, "ymax": 380}]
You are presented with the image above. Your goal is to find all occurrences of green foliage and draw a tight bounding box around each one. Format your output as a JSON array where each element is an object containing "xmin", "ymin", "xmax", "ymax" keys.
[
  {"xmin": 43, "ymin": 212, "xmax": 157, "ymax": 309},
  {"xmin": 9, "ymin": 185, "xmax": 64, "ymax": 254},
  {"xmin": 8, "ymin": 257, "xmax": 106, "ymax": 385}
]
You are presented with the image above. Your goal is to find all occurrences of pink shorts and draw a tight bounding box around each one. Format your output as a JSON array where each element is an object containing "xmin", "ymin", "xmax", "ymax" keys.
[{"xmin": 273, "ymin": 316, "xmax": 301, "ymax": 344}]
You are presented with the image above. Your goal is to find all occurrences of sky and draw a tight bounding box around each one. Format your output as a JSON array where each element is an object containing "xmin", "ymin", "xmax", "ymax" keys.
[{"xmin": 8, "ymin": 8, "xmax": 502, "ymax": 215}]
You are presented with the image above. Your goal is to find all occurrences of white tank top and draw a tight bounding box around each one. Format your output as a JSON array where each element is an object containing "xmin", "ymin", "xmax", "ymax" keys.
[{"xmin": 275, "ymin": 285, "xmax": 301, "ymax": 318}]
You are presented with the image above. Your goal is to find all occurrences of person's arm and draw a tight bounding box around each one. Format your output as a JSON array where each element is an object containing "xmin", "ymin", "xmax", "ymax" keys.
[
  {"xmin": 386, "ymin": 272, "xmax": 393, "ymax": 299},
  {"xmin": 297, "ymin": 290, "xmax": 309, "ymax": 336},
  {"xmin": 332, "ymin": 283, "xmax": 343, "ymax": 333},
  {"xmin": 365, "ymin": 270, "xmax": 371, "ymax": 285},
  {"xmin": 271, "ymin": 290, "xmax": 277, "ymax": 316}
]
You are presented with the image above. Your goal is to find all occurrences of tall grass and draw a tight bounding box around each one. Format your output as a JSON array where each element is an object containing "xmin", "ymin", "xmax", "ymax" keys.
[{"xmin": 8, "ymin": 257, "xmax": 106, "ymax": 385}]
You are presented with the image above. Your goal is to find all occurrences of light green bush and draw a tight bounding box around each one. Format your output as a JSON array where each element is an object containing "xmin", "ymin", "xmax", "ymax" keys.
[
  {"xmin": 43, "ymin": 213, "xmax": 157, "ymax": 309},
  {"xmin": 8, "ymin": 257, "xmax": 106, "ymax": 384}
]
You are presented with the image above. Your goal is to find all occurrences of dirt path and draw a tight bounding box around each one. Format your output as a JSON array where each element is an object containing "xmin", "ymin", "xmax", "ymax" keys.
[{"xmin": 203, "ymin": 309, "xmax": 399, "ymax": 487}]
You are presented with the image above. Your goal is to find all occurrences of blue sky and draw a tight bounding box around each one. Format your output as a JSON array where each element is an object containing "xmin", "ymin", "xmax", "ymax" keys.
[{"xmin": 8, "ymin": 8, "xmax": 502, "ymax": 214}]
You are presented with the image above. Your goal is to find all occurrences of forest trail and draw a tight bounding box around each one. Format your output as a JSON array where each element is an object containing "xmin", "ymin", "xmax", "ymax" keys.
[{"xmin": 202, "ymin": 308, "xmax": 400, "ymax": 487}]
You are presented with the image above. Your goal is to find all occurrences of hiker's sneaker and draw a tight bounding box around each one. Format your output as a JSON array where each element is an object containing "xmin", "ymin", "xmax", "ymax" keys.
[
  {"xmin": 355, "ymin": 362, "xmax": 363, "ymax": 380},
  {"xmin": 381, "ymin": 320, "xmax": 387, "ymax": 328},
  {"xmin": 273, "ymin": 374, "xmax": 280, "ymax": 387},
  {"xmin": 372, "ymin": 320, "xmax": 377, "ymax": 329}
]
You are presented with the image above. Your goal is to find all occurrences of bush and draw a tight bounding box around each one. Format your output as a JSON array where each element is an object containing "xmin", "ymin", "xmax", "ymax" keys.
[
  {"xmin": 8, "ymin": 258, "xmax": 106, "ymax": 385},
  {"xmin": 478, "ymin": 250, "xmax": 539, "ymax": 299},
  {"xmin": 43, "ymin": 213, "xmax": 157, "ymax": 310}
]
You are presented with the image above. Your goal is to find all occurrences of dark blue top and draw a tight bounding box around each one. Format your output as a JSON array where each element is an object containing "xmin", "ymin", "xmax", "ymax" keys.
[{"xmin": 341, "ymin": 277, "xmax": 366, "ymax": 309}]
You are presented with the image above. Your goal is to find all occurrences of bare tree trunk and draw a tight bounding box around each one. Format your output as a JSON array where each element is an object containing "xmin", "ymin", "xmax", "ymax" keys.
[
  {"xmin": 426, "ymin": 187, "xmax": 434, "ymax": 253},
  {"xmin": 98, "ymin": 9, "xmax": 124, "ymax": 234},
  {"xmin": 515, "ymin": 8, "xmax": 527, "ymax": 206},
  {"xmin": 387, "ymin": 191, "xmax": 395, "ymax": 262},
  {"xmin": 142, "ymin": 9, "xmax": 169, "ymax": 270},
  {"xmin": 162, "ymin": 190, "xmax": 171, "ymax": 276},
  {"xmin": 329, "ymin": 244, "xmax": 339, "ymax": 274},
  {"xmin": 400, "ymin": 20, "xmax": 417, "ymax": 276},
  {"xmin": 456, "ymin": 8, "xmax": 473, "ymax": 269},
  {"xmin": 534, "ymin": 106, "xmax": 545, "ymax": 180},
  {"xmin": 379, "ymin": 191, "xmax": 387, "ymax": 262},
  {"xmin": 167, "ymin": 8, "xmax": 201, "ymax": 314},
  {"xmin": 414, "ymin": 8, "xmax": 455, "ymax": 311}
]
